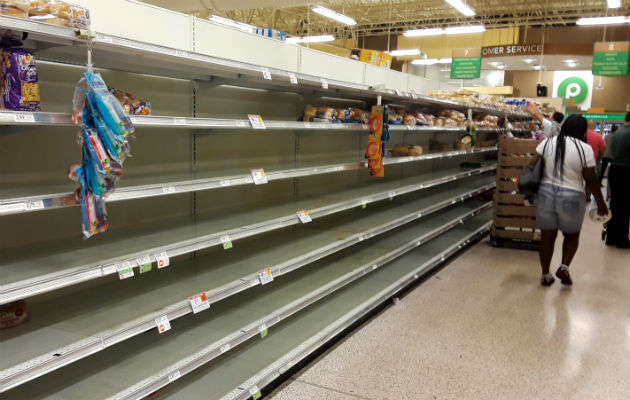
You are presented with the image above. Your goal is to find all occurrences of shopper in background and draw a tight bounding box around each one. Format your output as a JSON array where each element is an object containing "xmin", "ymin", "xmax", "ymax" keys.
[
  {"xmin": 531, "ymin": 114, "xmax": 608, "ymax": 286},
  {"xmin": 599, "ymin": 125, "xmax": 618, "ymax": 183},
  {"xmin": 527, "ymin": 107, "xmax": 563, "ymax": 137},
  {"xmin": 585, "ymin": 120, "xmax": 606, "ymax": 200},
  {"xmin": 606, "ymin": 112, "xmax": 630, "ymax": 249}
]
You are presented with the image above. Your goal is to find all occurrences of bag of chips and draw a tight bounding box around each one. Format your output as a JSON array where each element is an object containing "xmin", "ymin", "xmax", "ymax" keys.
[{"xmin": 1, "ymin": 48, "xmax": 41, "ymax": 111}]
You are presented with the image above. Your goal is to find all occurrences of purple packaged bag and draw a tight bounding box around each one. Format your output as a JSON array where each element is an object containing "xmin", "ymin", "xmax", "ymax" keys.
[{"xmin": 1, "ymin": 48, "xmax": 41, "ymax": 111}]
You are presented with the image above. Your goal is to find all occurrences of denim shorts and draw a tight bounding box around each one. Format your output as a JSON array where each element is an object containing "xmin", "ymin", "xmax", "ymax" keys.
[{"xmin": 535, "ymin": 184, "xmax": 586, "ymax": 233}]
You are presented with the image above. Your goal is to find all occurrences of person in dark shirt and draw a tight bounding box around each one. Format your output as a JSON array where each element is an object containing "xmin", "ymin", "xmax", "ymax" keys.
[{"xmin": 606, "ymin": 112, "xmax": 630, "ymax": 248}]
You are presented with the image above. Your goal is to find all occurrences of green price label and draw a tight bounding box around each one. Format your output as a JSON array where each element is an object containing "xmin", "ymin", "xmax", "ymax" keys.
[{"xmin": 139, "ymin": 263, "xmax": 152, "ymax": 274}]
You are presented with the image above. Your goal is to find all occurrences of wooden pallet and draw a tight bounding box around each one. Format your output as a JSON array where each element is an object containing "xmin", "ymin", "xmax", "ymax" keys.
[{"xmin": 491, "ymin": 137, "xmax": 542, "ymax": 249}]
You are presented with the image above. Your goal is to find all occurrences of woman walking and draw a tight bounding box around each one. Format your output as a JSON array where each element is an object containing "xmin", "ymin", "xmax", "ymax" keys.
[{"xmin": 531, "ymin": 114, "xmax": 608, "ymax": 286}]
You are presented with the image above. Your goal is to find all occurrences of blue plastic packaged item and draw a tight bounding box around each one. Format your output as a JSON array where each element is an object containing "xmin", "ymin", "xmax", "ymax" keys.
[
  {"xmin": 82, "ymin": 145, "xmax": 106, "ymax": 197},
  {"xmin": 84, "ymin": 71, "xmax": 134, "ymax": 137},
  {"xmin": 84, "ymin": 104, "xmax": 126, "ymax": 163},
  {"xmin": 74, "ymin": 165, "xmax": 109, "ymax": 239},
  {"xmin": 82, "ymin": 127, "xmax": 111, "ymax": 175}
]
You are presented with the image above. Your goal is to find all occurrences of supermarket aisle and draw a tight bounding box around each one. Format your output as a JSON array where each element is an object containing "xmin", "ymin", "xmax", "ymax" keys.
[{"xmin": 269, "ymin": 214, "xmax": 630, "ymax": 400}]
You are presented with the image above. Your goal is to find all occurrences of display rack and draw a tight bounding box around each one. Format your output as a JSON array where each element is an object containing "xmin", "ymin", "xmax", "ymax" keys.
[
  {"xmin": 491, "ymin": 137, "xmax": 541, "ymax": 249},
  {"xmin": 0, "ymin": 13, "xmax": 532, "ymax": 399}
]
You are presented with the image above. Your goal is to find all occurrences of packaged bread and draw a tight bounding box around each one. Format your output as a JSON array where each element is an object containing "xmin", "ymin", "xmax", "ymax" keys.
[
  {"xmin": 349, "ymin": 108, "xmax": 368, "ymax": 123},
  {"xmin": 303, "ymin": 105, "xmax": 317, "ymax": 121},
  {"xmin": 109, "ymin": 87, "xmax": 152, "ymax": 116},
  {"xmin": 388, "ymin": 112, "xmax": 402, "ymax": 125},
  {"xmin": 27, "ymin": 0, "xmax": 90, "ymax": 28},
  {"xmin": 1, "ymin": 48, "xmax": 41, "ymax": 111},
  {"xmin": 27, "ymin": 0, "xmax": 49, "ymax": 15},
  {"xmin": 392, "ymin": 143, "xmax": 423, "ymax": 157},
  {"xmin": 315, "ymin": 106, "xmax": 335, "ymax": 121},
  {"xmin": 0, "ymin": 300, "xmax": 29, "ymax": 329},
  {"xmin": 1, "ymin": 0, "xmax": 29, "ymax": 18},
  {"xmin": 402, "ymin": 114, "xmax": 417, "ymax": 126}
]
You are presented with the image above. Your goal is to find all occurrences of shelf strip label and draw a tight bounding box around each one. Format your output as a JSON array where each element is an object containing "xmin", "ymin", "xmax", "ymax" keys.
[{"xmin": 155, "ymin": 315, "xmax": 171, "ymax": 333}]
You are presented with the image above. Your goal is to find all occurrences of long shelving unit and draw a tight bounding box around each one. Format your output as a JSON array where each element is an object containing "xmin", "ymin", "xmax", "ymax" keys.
[{"xmin": 0, "ymin": 10, "xmax": 532, "ymax": 399}]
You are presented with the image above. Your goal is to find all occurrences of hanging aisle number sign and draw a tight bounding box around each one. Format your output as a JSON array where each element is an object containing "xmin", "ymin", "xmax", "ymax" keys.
[
  {"xmin": 593, "ymin": 41, "xmax": 629, "ymax": 76},
  {"xmin": 451, "ymin": 48, "xmax": 482, "ymax": 79}
]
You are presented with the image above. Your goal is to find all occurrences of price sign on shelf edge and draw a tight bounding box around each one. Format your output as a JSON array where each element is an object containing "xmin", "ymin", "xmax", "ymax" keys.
[
  {"xmin": 258, "ymin": 267, "xmax": 274, "ymax": 285},
  {"xmin": 156, "ymin": 252, "xmax": 170, "ymax": 269},
  {"xmin": 248, "ymin": 114, "xmax": 266, "ymax": 130},
  {"xmin": 296, "ymin": 210, "xmax": 312, "ymax": 224},
  {"xmin": 261, "ymin": 67, "xmax": 272, "ymax": 80},
  {"xmin": 155, "ymin": 315, "xmax": 171, "ymax": 333},
  {"xmin": 251, "ymin": 169, "xmax": 268, "ymax": 185},
  {"xmin": 221, "ymin": 234, "xmax": 233, "ymax": 250},
  {"xmin": 189, "ymin": 292, "xmax": 210, "ymax": 314},
  {"xmin": 321, "ymin": 78, "xmax": 328, "ymax": 89},
  {"xmin": 288, "ymin": 72, "xmax": 298, "ymax": 84}
]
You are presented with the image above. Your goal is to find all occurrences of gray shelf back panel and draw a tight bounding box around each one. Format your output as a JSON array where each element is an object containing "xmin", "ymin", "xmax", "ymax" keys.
[{"xmin": 1, "ymin": 210, "xmax": 492, "ymax": 399}]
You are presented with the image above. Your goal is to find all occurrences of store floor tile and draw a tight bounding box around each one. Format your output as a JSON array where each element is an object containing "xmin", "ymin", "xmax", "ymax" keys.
[{"xmin": 269, "ymin": 211, "xmax": 630, "ymax": 400}]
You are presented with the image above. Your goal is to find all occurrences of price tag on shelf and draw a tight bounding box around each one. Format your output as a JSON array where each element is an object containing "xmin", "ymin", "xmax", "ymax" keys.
[
  {"xmin": 129, "ymin": 116, "xmax": 138, "ymax": 124},
  {"xmin": 24, "ymin": 200, "xmax": 45, "ymax": 211},
  {"xmin": 220, "ymin": 343, "xmax": 231, "ymax": 353},
  {"xmin": 162, "ymin": 186, "xmax": 176, "ymax": 194},
  {"xmin": 251, "ymin": 169, "xmax": 268, "ymax": 185},
  {"xmin": 389, "ymin": 192, "xmax": 395, "ymax": 201},
  {"xmin": 220, "ymin": 235, "xmax": 233, "ymax": 250},
  {"xmin": 296, "ymin": 210, "xmax": 312, "ymax": 224},
  {"xmin": 248, "ymin": 114, "xmax": 266, "ymax": 129},
  {"xmin": 189, "ymin": 292, "xmax": 210, "ymax": 314},
  {"xmin": 14, "ymin": 113, "xmax": 35, "ymax": 123},
  {"xmin": 361, "ymin": 200, "xmax": 368, "ymax": 209},
  {"xmin": 288, "ymin": 72, "xmax": 298, "ymax": 84},
  {"xmin": 259, "ymin": 323, "xmax": 268, "ymax": 338},
  {"xmin": 155, "ymin": 315, "xmax": 171, "ymax": 333},
  {"xmin": 174, "ymin": 50, "xmax": 189, "ymax": 58},
  {"xmin": 249, "ymin": 386, "xmax": 262, "ymax": 400},
  {"xmin": 258, "ymin": 268, "xmax": 274, "ymax": 285},
  {"xmin": 220, "ymin": 179, "xmax": 231, "ymax": 187},
  {"xmin": 137, "ymin": 255, "xmax": 152, "ymax": 274},
  {"xmin": 168, "ymin": 370, "xmax": 181, "ymax": 382},
  {"xmin": 155, "ymin": 251, "xmax": 170, "ymax": 269},
  {"xmin": 96, "ymin": 33, "xmax": 113, "ymax": 43},
  {"xmin": 116, "ymin": 261, "xmax": 134, "ymax": 280},
  {"xmin": 173, "ymin": 118, "xmax": 187, "ymax": 126},
  {"xmin": 320, "ymin": 78, "xmax": 328, "ymax": 89},
  {"xmin": 261, "ymin": 67, "xmax": 272, "ymax": 80}
]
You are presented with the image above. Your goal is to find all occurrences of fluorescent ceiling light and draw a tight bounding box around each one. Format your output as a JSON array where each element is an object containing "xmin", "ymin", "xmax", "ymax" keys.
[
  {"xmin": 532, "ymin": 65, "xmax": 543, "ymax": 70},
  {"xmin": 563, "ymin": 59, "xmax": 577, "ymax": 64},
  {"xmin": 444, "ymin": 25, "xmax": 485, "ymax": 34},
  {"xmin": 403, "ymin": 28, "xmax": 444, "ymax": 37},
  {"xmin": 209, "ymin": 15, "xmax": 255, "ymax": 32},
  {"xmin": 312, "ymin": 6, "xmax": 357, "ymax": 26},
  {"xmin": 488, "ymin": 61, "xmax": 500, "ymax": 66},
  {"xmin": 444, "ymin": 0, "xmax": 476, "ymax": 16},
  {"xmin": 438, "ymin": 58, "xmax": 453, "ymax": 64},
  {"xmin": 497, "ymin": 65, "xmax": 506, "ymax": 70},
  {"xmin": 607, "ymin": 0, "xmax": 621, "ymax": 8},
  {"xmin": 388, "ymin": 48, "xmax": 422, "ymax": 56},
  {"xmin": 411, "ymin": 59, "xmax": 439, "ymax": 65},
  {"xmin": 294, "ymin": 35, "xmax": 336, "ymax": 43},
  {"xmin": 522, "ymin": 58, "xmax": 536, "ymax": 64},
  {"xmin": 576, "ymin": 16, "xmax": 630, "ymax": 25},
  {"xmin": 286, "ymin": 37, "xmax": 301, "ymax": 44},
  {"xmin": 404, "ymin": 25, "xmax": 485, "ymax": 37}
]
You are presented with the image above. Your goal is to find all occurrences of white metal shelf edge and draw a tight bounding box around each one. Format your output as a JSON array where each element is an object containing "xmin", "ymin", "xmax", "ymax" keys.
[
  {"xmin": 104, "ymin": 203, "xmax": 492, "ymax": 400},
  {"xmin": 0, "ymin": 147, "xmax": 498, "ymax": 215},
  {"xmin": 225, "ymin": 221, "xmax": 492, "ymax": 400}
]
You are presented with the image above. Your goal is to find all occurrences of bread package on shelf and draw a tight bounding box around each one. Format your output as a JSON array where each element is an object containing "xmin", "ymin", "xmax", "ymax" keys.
[
  {"xmin": 109, "ymin": 88, "xmax": 151, "ymax": 116},
  {"xmin": 473, "ymin": 114, "xmax": 500, "ymax": 129},
  {"xmin": 0, "ymin": 300, "xmax": 29, "ymax": 329},
  {"xmin": 0, "ymin": 0, "xmax": 29, "ymax": 18},
  {"xmin": 27, "ymin": 0, "xmax": 90, "ymax": 28},
  {"xmin": 1, "ymin": 48, "xmax": 41, "ymax": 111},
  {"xmin": 402, "ymin": 113, "xmax": 417, "ymax": 126},
  {"xmin": 391, "ymin": 143, "xmax": 423, "ymax": 157}
]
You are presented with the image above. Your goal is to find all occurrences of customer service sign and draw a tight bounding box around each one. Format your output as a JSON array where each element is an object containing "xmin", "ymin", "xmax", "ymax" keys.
[{"xmin": 552, "ymin": 71, "xmax": 594, "ymax": 109}]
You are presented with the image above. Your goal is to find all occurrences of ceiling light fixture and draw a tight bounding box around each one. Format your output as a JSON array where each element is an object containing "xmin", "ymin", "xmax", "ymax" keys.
[
  {"xmin": 488, "ymin": 61, "xmax": 500, "ymax": 66},
  {"xmin": 522, "ymin": 58, "xmax": 536, "ymax": 64},
  {"xmin": 444, "ymin": 0, "xmax": 476, "ymax": 16},
  {"xmin": 388, "ymin": 48, "xmax": 422, "ymax": 56},
  {"xmin": 607, "ymin": 0, "xmax": 621, "ymax": 8},
  {"xmin": 311, "ymin": 5, "xmax": 357, "ymax": 26},
  {"xmin": 566, "ymin": 62, "xmax": 577, "ymax": 68},
  {"xmin": 404, "ymin": 25, "xmax": 485, "ymax": 37},
  {"xmin": 438, "ymin": 58, "xmax": 453, "ymax": 63},
  {"xmin": 563, "ymin": 59, "xmax": 577, "ymax": 64},
  {"xmin": 209, "ymin": 15, "xmax": 256, "ymax": 32},
  {"xmin": 497, "ymin": 65, "xmax": 506, "ymax": 70},
  {"xmin": 444, "ymin": 25, "xmax": 486, "ymax": 34},
  {"xmin": 576, "ymin": 16, "xmax": 630, "ymax": 26},
  {"xmin": 532, "ymin": 65, "xmax": 543, "ymax": 70},
  {"xmin": 411, "ymin": 59, "xmax": 439, "ymax": 65},
  {"xmin": 289, "ymin": 35, "xmax": 336, "ymax": 44}
]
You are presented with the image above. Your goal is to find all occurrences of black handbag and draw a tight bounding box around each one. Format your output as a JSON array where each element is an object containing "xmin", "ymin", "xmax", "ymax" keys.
[{"xmin": 518, "ymin": 140, "xmax": 548, "ymax": 196}]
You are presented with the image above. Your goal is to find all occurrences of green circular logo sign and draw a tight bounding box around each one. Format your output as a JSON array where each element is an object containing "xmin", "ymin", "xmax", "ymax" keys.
[{"xmin": 557, "ymin": 77, "xmax": 589, "ymax": 104}]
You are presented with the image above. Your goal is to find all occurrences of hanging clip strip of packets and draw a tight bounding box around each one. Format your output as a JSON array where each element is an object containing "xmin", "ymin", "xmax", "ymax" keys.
[
  {"xmin": 365, "ymin": 105, "xmax": 390, "ymax": 177},
  {"xmin": 69, "ymin": 72, "xmax": 135, "ymax": 239}
]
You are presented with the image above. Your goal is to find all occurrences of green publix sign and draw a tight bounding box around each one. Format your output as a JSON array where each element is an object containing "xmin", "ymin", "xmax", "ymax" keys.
[
  {"xmin": 592, "ymin": 41, "xmax": 629, "ymax": 76},
  {"xmin": 451, "ymin": 48, "xmax": 482, "ymax": 79}
]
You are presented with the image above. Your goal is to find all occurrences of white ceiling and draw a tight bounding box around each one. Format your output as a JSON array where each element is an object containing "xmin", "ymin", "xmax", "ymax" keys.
[
  {"xmin": 141, "ymin": 0, "xmax": 311, "ymax": 12},
  {"xmin": 481, "ymin": 55, "xmax": 593, "ymax": 71}
]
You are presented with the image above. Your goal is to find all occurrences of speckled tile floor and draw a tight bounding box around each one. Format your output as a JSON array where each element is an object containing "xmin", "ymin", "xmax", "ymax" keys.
[{"xmin": 269, "ymin": 214, "xmax": 630, "ymax": 400}]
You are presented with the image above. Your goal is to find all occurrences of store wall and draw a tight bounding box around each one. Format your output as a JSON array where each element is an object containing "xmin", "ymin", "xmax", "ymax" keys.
[{"xmin": 505, "ymin": 71, "xmax": 630, "ymax": 111}]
